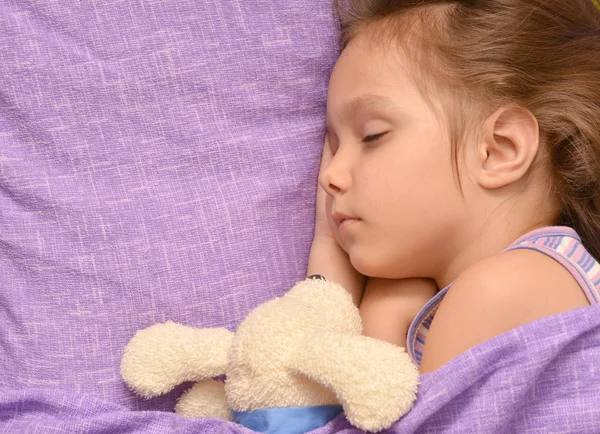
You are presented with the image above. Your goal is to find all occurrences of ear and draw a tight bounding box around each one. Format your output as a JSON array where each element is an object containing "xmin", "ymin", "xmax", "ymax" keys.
[{"xmin": 475, "ymin": 105, "xmax": 539, "ymax": 189}]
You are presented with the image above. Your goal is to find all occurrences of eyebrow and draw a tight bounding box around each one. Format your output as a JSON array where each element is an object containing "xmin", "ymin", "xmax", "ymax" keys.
[
  {"xmin": 341, "ymin": 93, "xmax": 397, "ymax": 115},
  {"xmin": 326, "ymin": 93, "xmax": 397, "ymax": 132}
]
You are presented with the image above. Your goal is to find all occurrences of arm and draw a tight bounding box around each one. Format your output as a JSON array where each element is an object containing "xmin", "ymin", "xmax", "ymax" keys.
[
  {"xmin": 307, "ymin": 136, "xmax": 365, "ymax": 306},
  {"xmin": 419, "ymin": 249, "xmax": 590, "ymax": 374},
  {"xmin": 360, "ymin": 277, "xmax": 437, "ymax": 348},
  {"xmin": 307, "ymin": 237, "xmax": 365, "ymax": 307}
]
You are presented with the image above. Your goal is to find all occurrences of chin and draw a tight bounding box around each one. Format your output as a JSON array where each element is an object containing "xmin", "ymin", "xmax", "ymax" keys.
[
  {"xmin": 349, "ymin": 246, "xmax": 407, "ymax": 279},
  {"xmin": 349, "ymin": 249, "xmax": 384, "ymax": 278}
]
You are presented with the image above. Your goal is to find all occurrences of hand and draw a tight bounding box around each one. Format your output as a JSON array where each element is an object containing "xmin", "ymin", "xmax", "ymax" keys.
[
  {"xmin": 313, "ymin": 136, "xmax": 337, "ymax": 243},
  {"xmin": 307, "ymin": 136, "xmax": 366, "ymax": 306}
]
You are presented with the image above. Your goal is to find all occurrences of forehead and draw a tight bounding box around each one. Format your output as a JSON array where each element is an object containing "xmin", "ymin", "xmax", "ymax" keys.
[
  {"xmin": 331, "ymin": 32, "xmax": 404, "ymax": 87},
  {"xmin": 326, "ymin": 33, "xmax": 418, "ymax": 117}
]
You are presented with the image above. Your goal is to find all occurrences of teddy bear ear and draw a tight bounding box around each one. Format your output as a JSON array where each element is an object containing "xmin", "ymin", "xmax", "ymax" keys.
[{"xmin": 121, "ymin": 321, "xmax": 234, "ymax": 398}]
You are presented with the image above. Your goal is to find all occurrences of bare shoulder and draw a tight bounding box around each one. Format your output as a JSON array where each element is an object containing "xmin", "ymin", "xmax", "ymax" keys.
[{"xmin": 419, "ymin": 248, "xmax": 590, "ymax": 374}]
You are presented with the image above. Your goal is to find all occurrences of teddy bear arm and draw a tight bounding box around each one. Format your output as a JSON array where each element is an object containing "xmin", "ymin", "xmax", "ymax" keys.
[{"xmin": 289, "ymin": 332, "xmax": 420, "ymax": 432}]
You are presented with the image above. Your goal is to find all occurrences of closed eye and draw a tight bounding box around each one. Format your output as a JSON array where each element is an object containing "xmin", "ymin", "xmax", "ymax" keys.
[{"xmin": 362, "ymin": 132, "xmax": 389, "ymax": 143}]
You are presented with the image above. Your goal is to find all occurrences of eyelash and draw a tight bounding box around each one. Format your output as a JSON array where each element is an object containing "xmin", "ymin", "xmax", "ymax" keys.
[{"xmin": 362, "ymin": 132, "xmax": 389, "ymax": 143}]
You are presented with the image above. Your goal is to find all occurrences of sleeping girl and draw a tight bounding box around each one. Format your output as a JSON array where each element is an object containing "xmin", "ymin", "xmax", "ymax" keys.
[{"xmin": 307, "ymin": 0, "xmax": 600, "ymax": 373}]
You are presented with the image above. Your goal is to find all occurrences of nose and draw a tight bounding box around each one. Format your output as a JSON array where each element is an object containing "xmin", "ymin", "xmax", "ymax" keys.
[{"xmin": 319, "ymin": 152, "xmax": 352, "ymax": 196}]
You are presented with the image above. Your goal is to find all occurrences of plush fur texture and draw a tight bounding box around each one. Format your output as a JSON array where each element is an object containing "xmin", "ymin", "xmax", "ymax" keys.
[{"xmin": 121, "ymin": 278, "xmax": 419, "ymax": 432}]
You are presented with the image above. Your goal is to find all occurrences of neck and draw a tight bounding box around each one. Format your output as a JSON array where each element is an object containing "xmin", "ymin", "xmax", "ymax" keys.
[{"xmin": 434, "ymin": 191, "xmax": 557, "ymax": 289}]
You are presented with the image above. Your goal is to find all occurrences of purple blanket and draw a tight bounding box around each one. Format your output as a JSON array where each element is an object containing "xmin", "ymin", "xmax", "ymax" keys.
[{"xmin": 2, "ymin": 1, "xmax": 599, "ymax": 432}]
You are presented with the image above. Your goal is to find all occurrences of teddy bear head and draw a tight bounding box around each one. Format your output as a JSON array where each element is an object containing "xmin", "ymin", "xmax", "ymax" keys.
[{"xmin": 225, "ymin": 278, "xmax": 362, "ymax": 412}]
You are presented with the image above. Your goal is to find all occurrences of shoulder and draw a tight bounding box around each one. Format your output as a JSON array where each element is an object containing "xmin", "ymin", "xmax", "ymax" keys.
[{"xmin": 419, "ymin": 248, "xmax": 589, "ymax": 374}]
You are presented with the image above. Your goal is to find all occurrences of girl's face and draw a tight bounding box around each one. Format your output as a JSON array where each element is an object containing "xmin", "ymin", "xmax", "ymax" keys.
[{"xmin": 321, "ymin": 32, "xmax": 469, "ymax": 280}]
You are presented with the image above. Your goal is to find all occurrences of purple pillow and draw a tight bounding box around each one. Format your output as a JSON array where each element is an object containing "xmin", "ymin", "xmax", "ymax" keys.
[{"xmin": 0, "ymin": 1, "xmax": 338, "ymax": 430}]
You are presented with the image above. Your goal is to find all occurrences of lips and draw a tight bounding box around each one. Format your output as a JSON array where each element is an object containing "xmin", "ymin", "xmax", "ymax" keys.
[{"xmin": 332, "ymin": 212, "xmax": 359, "ymax": 228}]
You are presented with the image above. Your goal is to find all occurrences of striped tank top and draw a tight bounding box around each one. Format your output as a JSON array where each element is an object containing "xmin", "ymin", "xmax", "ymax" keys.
[{"xmin": 406, "ymin": 226, "xmax": 600, "ymax": 366}]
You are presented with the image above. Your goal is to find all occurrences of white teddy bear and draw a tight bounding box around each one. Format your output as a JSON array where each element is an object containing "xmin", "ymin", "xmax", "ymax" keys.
[{"xmin": 121, "ymin": 277, "xmax": 419, "ymax": 433}]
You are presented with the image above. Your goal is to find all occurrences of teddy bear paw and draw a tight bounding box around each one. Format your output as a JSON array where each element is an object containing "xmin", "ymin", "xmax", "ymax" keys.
[{"xmin": 176, "ymin": 379, "xmax": 232, "ymax": 421}]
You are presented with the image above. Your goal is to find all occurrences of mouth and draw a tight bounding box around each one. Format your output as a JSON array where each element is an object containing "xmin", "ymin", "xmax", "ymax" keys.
[{"xmin": 332, "ymin": 212, "xmax": 360, "ymax": 229}]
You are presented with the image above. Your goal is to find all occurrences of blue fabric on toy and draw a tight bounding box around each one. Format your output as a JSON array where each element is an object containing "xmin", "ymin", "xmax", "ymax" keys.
[{"xmin": 232, "ymin": 405, "xmax": 343, "ymax": 434}]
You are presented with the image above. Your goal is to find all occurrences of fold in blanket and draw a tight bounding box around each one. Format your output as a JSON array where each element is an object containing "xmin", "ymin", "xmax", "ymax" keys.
[{"xmin": 4, "ymin": 304, "xmax": 600, "ymax": 433}]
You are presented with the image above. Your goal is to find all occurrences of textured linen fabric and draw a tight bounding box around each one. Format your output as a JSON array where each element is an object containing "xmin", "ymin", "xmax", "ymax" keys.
[
  {"xmin": 0, "ymin": 0, "xmax": 337, "ymax": 431},
  {"xmin": 3, "ymin": 1, "xmax": 600, "ymax": 433}
]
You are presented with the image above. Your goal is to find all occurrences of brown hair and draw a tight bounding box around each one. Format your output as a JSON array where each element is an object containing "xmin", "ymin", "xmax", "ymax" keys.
[{"xmin": 335, "ymin": 0, "xmax": 600, "ymax": 258}]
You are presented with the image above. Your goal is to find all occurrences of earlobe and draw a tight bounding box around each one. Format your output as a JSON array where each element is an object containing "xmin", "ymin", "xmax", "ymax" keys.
[{"xmin": 477, "ymin": 106, "xmax": 539, "ymax": 190}]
